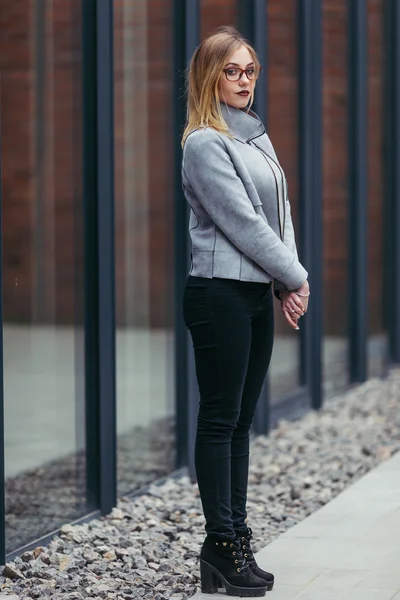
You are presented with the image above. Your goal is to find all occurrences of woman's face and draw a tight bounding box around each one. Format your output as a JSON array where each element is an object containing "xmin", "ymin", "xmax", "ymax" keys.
[{"xmin": 218, "ymin": 45, "xmax": 257, "ymax": 109}]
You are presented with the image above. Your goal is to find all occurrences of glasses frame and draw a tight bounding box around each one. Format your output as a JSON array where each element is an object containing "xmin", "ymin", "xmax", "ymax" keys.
[{"xmin": 222, "ymin": 65, "xmax": 263, "ymax": 82}]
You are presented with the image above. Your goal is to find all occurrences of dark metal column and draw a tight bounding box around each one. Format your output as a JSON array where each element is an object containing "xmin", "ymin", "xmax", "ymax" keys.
[
  {"xmin": 0, "ymin": 76, "xmax": 6, "ymax": 565},
  {"xmin": 348, "ymin": 0, "xmax": 368, "ymax": 382},
  {"xmin": 173, "ymin": 0, "xmax": 188, "ymax": 471},
  {"xmin": 238, "ymin": 0, "xmax": 270, "ymax": 434},
  {"xmin": 384, "ymin": 0, "xmax": 400, "ymax": 364},
  {"xmin": 96, "ymin": 0, "xmax": 117, "ymax": 514},
  {"xmin": 173, "ymin": 0, "xmax": 200, "ymax": 476},
  {"xmin": 298, "ymin": 0, "xmax": 323, "ymax": 409},
  {"xmin": 82, "ymin": 0, "xmax": 117, "ymax": 515}
]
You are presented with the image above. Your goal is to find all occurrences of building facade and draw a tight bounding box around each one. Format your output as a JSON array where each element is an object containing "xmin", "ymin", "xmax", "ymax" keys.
[{"xmin": 0, "ymin": 0, "xmax": 399, "ymax": 563}]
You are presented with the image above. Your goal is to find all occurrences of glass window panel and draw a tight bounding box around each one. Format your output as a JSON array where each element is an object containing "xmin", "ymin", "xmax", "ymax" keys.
[
  {"xmin": 1, "ymin": 0, "xmax": 86, "ymax": 553},
  {"xmin": 201, "ymin": 0, "xmax": 238, "ymax": 37},
  {"xmin": 114, "ymin": 0, "xmax": 176, "ymax": 497},
  {"xmin": 322, "ymin": 0, "xmax": 350, "ymax": 395},
  {"xmin": 367, "ymin": 0, "xmax": 388, "ymax": 376},
  {"xmin": 267, "ymin": 0, "xmax": 302, "ymax": 402}
]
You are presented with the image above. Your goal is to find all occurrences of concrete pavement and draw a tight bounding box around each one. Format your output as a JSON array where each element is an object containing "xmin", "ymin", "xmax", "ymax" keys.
[{"xmin": 190, "ymin": 451, "xmax": 400, "ymax": 599}]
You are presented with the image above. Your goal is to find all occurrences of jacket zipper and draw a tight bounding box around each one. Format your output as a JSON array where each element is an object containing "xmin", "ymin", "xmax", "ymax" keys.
[{"xmin": 248, "ymin": 140, "xmax": 287, "ymax": 240}]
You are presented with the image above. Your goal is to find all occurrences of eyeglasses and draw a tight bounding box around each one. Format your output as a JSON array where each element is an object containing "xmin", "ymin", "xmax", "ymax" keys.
[{"xmin": 222, "ymin": 66, "xmax": 262, "ymax": 82}]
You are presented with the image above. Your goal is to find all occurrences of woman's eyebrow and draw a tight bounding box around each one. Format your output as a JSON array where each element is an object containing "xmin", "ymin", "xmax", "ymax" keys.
[{"xmin": 225, "ymin": 61, "xmax": 255, "ymax": 67}]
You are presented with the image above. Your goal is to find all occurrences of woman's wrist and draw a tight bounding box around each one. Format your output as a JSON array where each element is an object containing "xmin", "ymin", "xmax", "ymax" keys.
[{"xmin": 295, "ymin": 281, "xmax": 309, "ymax": 295}]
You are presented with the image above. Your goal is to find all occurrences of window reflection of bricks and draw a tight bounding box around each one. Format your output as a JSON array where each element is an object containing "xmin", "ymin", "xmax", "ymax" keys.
[{"xmin": 0, "ymin": 0, "xmax": 385, "ymax": 337}]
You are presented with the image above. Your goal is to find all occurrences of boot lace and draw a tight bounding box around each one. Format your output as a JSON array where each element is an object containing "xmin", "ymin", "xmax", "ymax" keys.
[
  {"xmin": 220, "ymin": 539, "xmax": 249, "ymax": 573},
  {"xmin": 240, "ymin": 527, "xmax": 255, "ymax": 562}
]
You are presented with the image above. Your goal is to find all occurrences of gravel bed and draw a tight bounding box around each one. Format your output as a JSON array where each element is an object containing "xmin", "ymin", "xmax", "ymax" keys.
[
  {"xmin": 1, "ymin": 369, "xmax": 400, "ymax": 600},
  {"xmin": 5, "ymin": 419, "xmax": 175, "ymax": 553}
]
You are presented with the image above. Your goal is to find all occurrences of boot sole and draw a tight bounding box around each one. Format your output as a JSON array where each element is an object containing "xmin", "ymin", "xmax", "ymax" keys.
[{"xmin": 200, "ymin": 559, "xmax": 267, "ymax": 597}]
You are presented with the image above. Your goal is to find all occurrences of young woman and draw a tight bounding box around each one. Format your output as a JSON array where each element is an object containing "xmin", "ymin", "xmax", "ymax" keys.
[{"xmin": 181, "ymin": 26, "xmax": 310, "ymax": 597}]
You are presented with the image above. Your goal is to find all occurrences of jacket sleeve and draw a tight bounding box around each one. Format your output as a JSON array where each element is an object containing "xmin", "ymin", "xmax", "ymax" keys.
[
  {"xmin": 273, "ymin": 198, "xmax": 301, "ymax": 299},
  {"xmin": 183, "ymin": 129, "xmax": 308, "ymax": 290}
]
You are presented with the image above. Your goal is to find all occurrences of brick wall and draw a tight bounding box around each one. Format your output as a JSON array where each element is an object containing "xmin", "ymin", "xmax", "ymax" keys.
[
  {"xmin": 201, "ymin": 0, "xmax": 237, "ymax": 36},
  {"xmin": 322, "ymin": 0, "xmax": 350, "ymax": 337},
  {"xmin": 0, "ymin": 1, "xmax": 35, "ymax": 323},
  {"xmin": 0, "ymin": 0, "xmax": 386, "ymax": 335},
  {"xmin": 0, "ymin": 0, "xmax": 84, "ymax": 325}
]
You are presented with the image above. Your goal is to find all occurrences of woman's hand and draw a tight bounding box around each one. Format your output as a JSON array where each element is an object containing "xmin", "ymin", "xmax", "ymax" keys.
[
  {"xmin": 280, "ymin": 291, "xmax": 304, "ymax": 329},
  {"xmin": 280, "ymin": 281, "xmax": 309, "ymax": 330}
]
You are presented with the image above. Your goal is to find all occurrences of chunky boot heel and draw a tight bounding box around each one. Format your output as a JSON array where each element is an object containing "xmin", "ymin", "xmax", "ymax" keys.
[
  {"xmin": 237, "ymin": 528, "xmax": 274, "ymax": 591},
  {"xmin": 201, "ymin": 559, "xmax": 220, "ymax": 593},
  {"xmin": 200, "ymin": 535, "xmax": 267, "ymax": 597}
]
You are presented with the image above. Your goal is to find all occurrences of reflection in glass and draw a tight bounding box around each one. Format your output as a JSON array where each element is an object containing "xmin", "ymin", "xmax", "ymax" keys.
[
  {"xmin": 267, "ymin": 0, "xmax": 302, "ymax": 402},
  {"xmin": 1, "ymin": 0, "xmax": 86, "ymax": 553},
  {"xmin": 322, "ymin": 0, "xmax": 350, "ymax": 395},
  {"xmin": 201, "ymin": 0, "xmax": 238, "ymax": 38},
  {"xmin": 114, "ymin": 0, "xmax": 176, "ymax": 497},
  {"xmin": 367, "ymin": 0, "xmax": 388, "ymax": 377}
]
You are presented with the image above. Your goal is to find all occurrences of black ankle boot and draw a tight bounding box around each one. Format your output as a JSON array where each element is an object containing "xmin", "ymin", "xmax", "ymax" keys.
[
  {"xmin": 200, "ymin": 535, "xmax": 267, "ymax": 597},
  {"xmin": 236, "ymin": 528, "xmax": 274, "ymax": 591}
]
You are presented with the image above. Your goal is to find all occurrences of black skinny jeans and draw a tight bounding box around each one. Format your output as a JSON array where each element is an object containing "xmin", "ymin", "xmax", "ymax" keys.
[{"xmin": 182, "ymin": 275, "xmax": 274, "ymax": 539}]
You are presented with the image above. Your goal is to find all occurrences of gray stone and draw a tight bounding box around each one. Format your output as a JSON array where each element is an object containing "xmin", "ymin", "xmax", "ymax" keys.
[
  {"xmin": 20, "ymin": 552, "xmax": 34, "ymax": 564},
  {"xmin": 3, "ymin": 565, "xmax": 25, "ymax": 580},
  {"xmin": 30, "ymin": 584, "xmax": 52, "ymax": 597},
  {"xmin": 82, "ymin": 549, "xmax": 101, "ymax": 563},
  {"xmin": 290, "ymin": 486, "xmax": 301, "ymax": 500}
]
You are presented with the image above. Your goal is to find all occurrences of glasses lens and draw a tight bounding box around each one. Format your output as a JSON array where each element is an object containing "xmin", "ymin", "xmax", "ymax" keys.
[
  {"xmin": 246, "ymin": 68, "xmax": 257, "ymax": 80},
  {"xmin": 226, "ymin": 69, "xmax": 240, "ymax": 81}
]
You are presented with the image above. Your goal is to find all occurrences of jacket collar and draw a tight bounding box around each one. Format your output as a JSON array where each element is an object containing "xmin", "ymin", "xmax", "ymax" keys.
[{"xmin": 220, "ymin": 102, "xmax": 265, "ymax": 143}]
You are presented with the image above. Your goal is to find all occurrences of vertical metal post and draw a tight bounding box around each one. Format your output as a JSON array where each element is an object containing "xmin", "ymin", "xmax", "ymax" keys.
[
  {"xmin": 0, "ymin": 76, "xmax": 6, "ymax": 564},
  {"xmin": 82, "ymin": 0, "xmax": 117, "ymax": 515},
  {"xmin": 82, "ymin": 0, "xmax": 98, "ymax": 514},
  {"xmin": 298, "ymin": 0, "xmax": 323, "ymax": 409},
  {"xmin": 185, "ymin": 0, "xmax": 200, "ymax": 60},
  {"xmin": 238, "ymin": 0, "xmax": 254, "ymax": 40},
  {"xmin": 384, "ymin": 0, "xmax": 400, "ymax": 363},
  {"xmin": 173, "ymin": 0, "xmax": 200, "ymax": 476},
  {"xmin": 173, "ymin": 0, "xmax": 187, "ymax": 471},
  {"xmin": 348, "ymin": 0, "xmax": 368, "ymax": 382},
  {"xmin": 253, "ymin": 0, "xmax": 268, "ymax": 127},
  {"xmin": 238, "ymin": 0, "xmax": 270, "ymax": 434},
  {"xmin": 185, "ymin": 0, "xmax": 200, "ymax": 481},
  {"xmin": 96, "ymin": 0, "xmax": 117, "ymax": 514}
]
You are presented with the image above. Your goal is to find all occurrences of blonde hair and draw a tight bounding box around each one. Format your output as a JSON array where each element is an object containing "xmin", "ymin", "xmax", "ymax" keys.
[{"xmin": 181, "ymin": 25, "xmax": 260, "ymax": 147}]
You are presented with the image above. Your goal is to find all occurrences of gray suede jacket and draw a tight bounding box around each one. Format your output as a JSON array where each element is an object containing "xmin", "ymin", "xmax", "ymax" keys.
[{"xmin": 181, "ymin": 102, "xmax": 308, "ymax": 293}]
